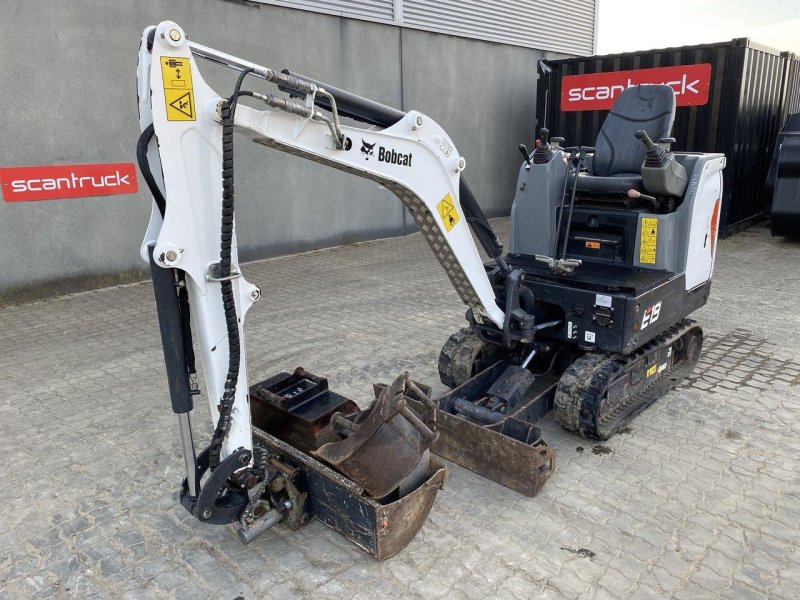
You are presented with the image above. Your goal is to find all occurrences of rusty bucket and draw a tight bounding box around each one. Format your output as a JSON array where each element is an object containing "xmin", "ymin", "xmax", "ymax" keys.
[{"xmin": 313, "ymin": 372, "xmax": 438, "ymax": 498}]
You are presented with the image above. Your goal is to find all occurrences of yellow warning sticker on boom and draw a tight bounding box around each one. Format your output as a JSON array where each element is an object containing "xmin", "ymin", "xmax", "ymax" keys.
[
  {"xmin": 437, "ymin": 193, "xmax": 460, "ymax": 232},
  {"xmin": 639, "ymin": 217, "xmax": 658, "ymax": 264},
  {"xmin": 161, "ymin": 56, "xmax": 196, "ymax": 121}
]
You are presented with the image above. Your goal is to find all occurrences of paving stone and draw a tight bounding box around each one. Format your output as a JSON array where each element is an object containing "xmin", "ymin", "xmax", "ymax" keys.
[{"xmin": 1, "ymin": 219, "xmax": 798, "ymax": 598}]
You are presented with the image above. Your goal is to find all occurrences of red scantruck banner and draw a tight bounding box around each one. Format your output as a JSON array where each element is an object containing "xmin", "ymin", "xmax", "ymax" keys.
[
  {"xmin": 561, "ymin": 63, "xmax": 712, "ymax": 111},
  {"xmin": 0, "ymin": 162, "xmax": 138, "ymax": 202}
]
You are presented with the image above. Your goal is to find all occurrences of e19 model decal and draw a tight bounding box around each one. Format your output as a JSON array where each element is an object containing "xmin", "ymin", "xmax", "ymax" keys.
[{"xmin": 641, "ymin": 301, "xmax": 662, "ymax": 330}]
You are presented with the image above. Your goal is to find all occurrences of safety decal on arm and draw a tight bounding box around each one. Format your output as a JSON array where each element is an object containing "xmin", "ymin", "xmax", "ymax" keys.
[
  {"xmin": 161, "ymin": 57, "xmax": 196, "ymax": 121},
  {"xmin": 437, "ymin": 193, "xmax": 460, "ymax": 232}
]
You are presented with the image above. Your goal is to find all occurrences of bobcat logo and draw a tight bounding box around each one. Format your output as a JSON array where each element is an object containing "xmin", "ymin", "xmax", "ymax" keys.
[{"xmin": 361, "ymin": 139, "xmax": 376, "ymax": 160}]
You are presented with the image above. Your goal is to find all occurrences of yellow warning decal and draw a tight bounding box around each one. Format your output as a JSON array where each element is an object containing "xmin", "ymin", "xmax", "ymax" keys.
[
  {"xmin": 585, "ymin": 241, "xmax": 601, "ymax": 249},
  {"xmin": 639, "ymin": 217, "xmax": 658, "ymax": 264},
  {"xmin": 161, "ymin": 56, "xmax": 196, "ymax": 121},
  {"xmin": 437, "ymin": 193, "xmax": 460, "ymax": 232},
  {"xmin": 646, "ymin": 364, "xmax": 657, "ymax": 377}
]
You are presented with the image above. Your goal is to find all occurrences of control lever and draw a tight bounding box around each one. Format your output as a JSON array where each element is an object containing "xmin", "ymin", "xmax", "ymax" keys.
[
  {"xmin": 627, "ymin": 188, "xmax": 658, "ymax": 209},
  {"xmin": 558, "ymin": 146, "xmax": 593, "ymax": 260},
  {"xmin": 635, "ymin": 130, "xmax": 668, "ymax": 168},
  {"xmin": 518, "ymin": 144, "xmax": 532, "ymax": 165},
  {"xmin": 540, "ymin": 127, "xmax": 550, "ymax": 144}
]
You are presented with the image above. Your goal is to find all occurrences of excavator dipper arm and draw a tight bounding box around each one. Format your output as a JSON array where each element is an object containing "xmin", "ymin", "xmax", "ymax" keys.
[{"xmin": 136, "ymin": 21, "xmax": 505, "ymax": 495}]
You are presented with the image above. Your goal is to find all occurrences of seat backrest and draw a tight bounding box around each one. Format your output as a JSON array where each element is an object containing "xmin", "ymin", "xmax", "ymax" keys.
[{"xmin": 592, "ymin": 85, "xmax": 676, "ymax": 176}]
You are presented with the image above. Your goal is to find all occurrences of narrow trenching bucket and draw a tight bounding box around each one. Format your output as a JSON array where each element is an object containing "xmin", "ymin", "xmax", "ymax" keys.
[{"xmin": 313, "ymin": 372, "xmax": 439, "ymax": 499}]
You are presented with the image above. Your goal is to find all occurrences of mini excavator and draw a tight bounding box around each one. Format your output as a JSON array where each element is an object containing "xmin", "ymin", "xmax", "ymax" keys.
[{"xmin": 137, "ymin": 22, "xmax": 724, "ymax": 557}]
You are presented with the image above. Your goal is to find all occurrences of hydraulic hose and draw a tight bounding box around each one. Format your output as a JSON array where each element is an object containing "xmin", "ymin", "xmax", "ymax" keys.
[
  {"xmin": 279, "ymin": 69, "xmax": 504, "ymax": 261},
  {"xmin": 207, "ymin": 68, "xmax": 254, "ymax": 470},
  {"xmin": 136, "ymin": 123, "xmax": 198, "ymax": 393},
  {"xmin": 136, "ymin": 124, "xmax": 166, "ymax": 217}
]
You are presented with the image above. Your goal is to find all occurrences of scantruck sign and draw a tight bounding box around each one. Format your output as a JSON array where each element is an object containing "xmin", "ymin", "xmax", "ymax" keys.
[
  {"xmin": 561, "ymin": 64, "xmax": 712, "ymax": 111},
  {"xmin": 0, "ymin": 162, "xmax": 138, "ymax": 202}
]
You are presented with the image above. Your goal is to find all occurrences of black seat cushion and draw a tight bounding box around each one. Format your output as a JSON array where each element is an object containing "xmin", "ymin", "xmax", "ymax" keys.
[
  {"xmin": 575, "ymin": 172, "xmax": 642, "ymax": 194},
  {"xmin": 592, "ymin": 85, "xmax": 675, "ymax": 177}
]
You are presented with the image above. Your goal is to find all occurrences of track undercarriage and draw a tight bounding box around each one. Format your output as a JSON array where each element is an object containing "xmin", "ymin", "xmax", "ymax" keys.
[{"xmin": 434, "ymin": 318, "xmax": 703, "ymax": 495}]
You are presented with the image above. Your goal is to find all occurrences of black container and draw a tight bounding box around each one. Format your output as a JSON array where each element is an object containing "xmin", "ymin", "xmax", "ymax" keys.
[{"xmin": 536, "ymin": 39, "xmax": 800, "ymax": 236}]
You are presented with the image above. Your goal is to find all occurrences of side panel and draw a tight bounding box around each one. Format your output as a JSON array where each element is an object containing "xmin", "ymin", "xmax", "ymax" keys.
[
  {"xmin": 508, "ymin": 151, "xmax": 567, "ymax": 257},
  {"xmin": 685, "ymin": 159, "xmax": 725, "ymax": 289},
  {"xmin": 523, "ymin": 275, "xmax": 710, "ymax": 354}
]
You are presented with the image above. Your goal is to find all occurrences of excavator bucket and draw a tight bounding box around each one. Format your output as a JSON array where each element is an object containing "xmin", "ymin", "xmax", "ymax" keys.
[
  {"xmin": 433, "ymin": 363, "xmax": 556, "ymax": 496},
  {"xmin": 377, "ymin": 363, "xmax": 556, "ymax": 497},
  {"xmin": 314, "ymin": 372, "xmax": 438, "ymax": 498},
  {"xmin": 249, "ymin": 369, "xmax": 446, "ymax": 559}
]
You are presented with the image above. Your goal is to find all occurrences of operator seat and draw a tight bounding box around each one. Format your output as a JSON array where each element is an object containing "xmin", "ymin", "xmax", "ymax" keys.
[{"xmin": 575, "ymin": 84, "xmax": 676, "ymax": 194}]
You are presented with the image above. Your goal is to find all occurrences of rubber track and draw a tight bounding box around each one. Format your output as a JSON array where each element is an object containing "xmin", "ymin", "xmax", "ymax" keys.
[
  {"xmin": 438, "ymin": 328, "xmax": 500, "ymax": 389},
  {"xmin": 555, "ymin": 319, "xmax": 701, "ymax": 440}
]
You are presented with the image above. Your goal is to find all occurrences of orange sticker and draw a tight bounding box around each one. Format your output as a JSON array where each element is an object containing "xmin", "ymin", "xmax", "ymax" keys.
[
  {"xmin": 710, "ymin": 199, "xmax": 720, "ymax": 254},
  {"xmin": 585, "ymin": 241, "xmax": 601, "ymax": 249}
]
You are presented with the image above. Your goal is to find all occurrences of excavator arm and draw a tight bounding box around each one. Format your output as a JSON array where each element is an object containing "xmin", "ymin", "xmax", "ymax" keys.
[{"xmin": 136, "ymin": 21, "xmax": 531, "ymax": 540}]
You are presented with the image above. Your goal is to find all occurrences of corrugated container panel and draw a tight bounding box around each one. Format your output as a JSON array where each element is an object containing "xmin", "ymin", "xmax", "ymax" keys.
[
  {"xmin": 780, "ymin": 53, "xmax": 800, "ymax": 123},
  {"xmin": 720, "ymin": 47, "xmax": 784, "ymax": 232},
  {"xmin": 401, "ymin": 0, "xmax": 596, "ymax": 54},
  {"xmin": 536, "ymin": 39, "xmax": 800, "ymax": 236},
  {"xmin": 254, "ymin": 0, "xmax": 394, "ymax": 22}
]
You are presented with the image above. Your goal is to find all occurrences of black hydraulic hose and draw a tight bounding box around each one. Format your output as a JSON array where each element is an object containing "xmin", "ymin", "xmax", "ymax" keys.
[
  {"xmin": 279, "ymin": 69, "xmax": 504, "ymax": 260},
  {"xmin": 136, "ymin": 124, "xmax": 166, "ymax": 217},
  {"xmin": 459, "ymin": 179, "xmax": 504, "ymax": 259},
  {"xmin": 137, "ymin": 125, "xmax": 197, "ymax": 406},
  {"xmin": 208, "ymin": 68, "xmax": 254, "ymax": 470}
]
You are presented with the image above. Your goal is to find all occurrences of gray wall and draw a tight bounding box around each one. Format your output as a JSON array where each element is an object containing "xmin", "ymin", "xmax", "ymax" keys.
[{"xmin": 0, "ymin": 0, "xmax": 562, "ymax": 300}]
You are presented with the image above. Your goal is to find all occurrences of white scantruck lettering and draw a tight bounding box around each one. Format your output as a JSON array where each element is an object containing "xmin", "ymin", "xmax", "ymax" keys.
[
  {"xmin": 10, "ymin": 171, "xmax": 130, "ymax": 192},
  {"xmin": 568, "ymin": 74, "xmax": 702, "ymax": 104}
]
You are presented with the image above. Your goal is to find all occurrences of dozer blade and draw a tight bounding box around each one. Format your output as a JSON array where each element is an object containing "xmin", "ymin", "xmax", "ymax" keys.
[{"xmin": 380, "ymin": 363, "xmax": 556, "ymax": 497}]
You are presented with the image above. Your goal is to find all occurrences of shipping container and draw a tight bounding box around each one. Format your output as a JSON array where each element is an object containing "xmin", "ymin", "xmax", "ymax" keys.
[{"xmin": 536, "ymin": 39, "xmax": 800, "ymax": 236}]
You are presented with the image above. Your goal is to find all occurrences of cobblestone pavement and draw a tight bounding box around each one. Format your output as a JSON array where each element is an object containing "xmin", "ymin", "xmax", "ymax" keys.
[{"xmin": 1, "ymin": 219, "xmax": 799, "ymax": 599}]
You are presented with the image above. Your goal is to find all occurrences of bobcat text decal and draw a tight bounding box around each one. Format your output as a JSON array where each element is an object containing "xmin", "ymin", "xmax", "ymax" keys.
[
  {"xmin": 561, "ymin": 64, "xmax": 712, "ymax": 111},
  {"xmin": 360, "ymin": 139, "xmax": 413, "ymax": 167}
]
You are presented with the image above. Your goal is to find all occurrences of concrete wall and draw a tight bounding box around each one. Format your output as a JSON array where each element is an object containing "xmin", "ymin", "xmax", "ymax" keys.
[{"xmin": 0, "ymin": 0, "xmax": 561, "ymax": 300}]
